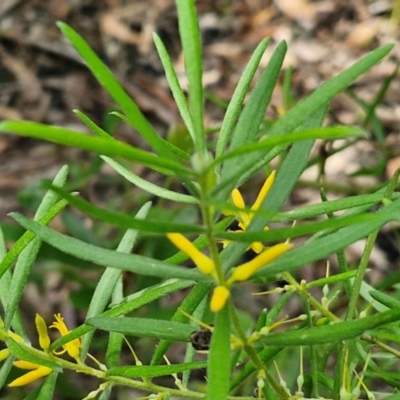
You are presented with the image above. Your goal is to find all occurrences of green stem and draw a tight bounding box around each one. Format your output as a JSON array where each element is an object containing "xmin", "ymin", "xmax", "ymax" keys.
[
  {"xmin": 346, "ymin": 230, "xmax": 378, "ymax": 321},
  {"xmin": 282, "ymin": 272, "xmax": 339, "ymax": 322},
  {"xmin": 229, "ymin": 301, "xmax": 289, "ymax": 399}
]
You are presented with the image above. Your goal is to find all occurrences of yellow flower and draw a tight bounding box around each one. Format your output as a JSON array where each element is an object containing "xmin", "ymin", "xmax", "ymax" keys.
[
  {"xmin": 0, "ymin": 330, "xmax": 24, "ymax": 363},
  {"xmin": 0, "ymin": 349, "xmax": 11, "ymax": 362},
  {"xmin": 6, "ymin": 313, "xmax": 81, "ymax": 388},
  {"xmin": 167, "ymin": 231, "xmax": 292, "ymax": 312},
  {"xmin": 210, "ymin": 285, "xmax": 230, "ymax": 312},
  {"xmin": 7, "ymin": 316, "xmax": 52, "ymax": 387},
  {"xmin": 35, "ymin": 314, "xmax": 50, "ymax": 352},
  {"xmin": 50, "ymin": 313, "xmax": 81, "ymax": 361},
  {"xmin": 227, "ymin": 242, "xmax": 293, "ymax": 284},
  {"xmin": 223, "ymin": 171, "xmax": 276, "ymax": 254},
  {"xmin": 167, "ymin": 233, "xmax": 215, "ymax": 276},
  {"xmin": 8, "ymin": 361, "xmax": 52, "ymax": 387}
]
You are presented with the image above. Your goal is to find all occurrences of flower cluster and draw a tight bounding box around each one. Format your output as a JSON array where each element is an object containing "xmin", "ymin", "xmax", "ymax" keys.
[
  {"xmin": 0, "ymin": 313, "xmax": 81, "ymax": 387},
  {"xmin": 168, "ymin": 172, "xmax": 292, "ymax": 312},
  {"xmin": 222, "ymin": 171, "xmax": 276, "ymax": 254}
]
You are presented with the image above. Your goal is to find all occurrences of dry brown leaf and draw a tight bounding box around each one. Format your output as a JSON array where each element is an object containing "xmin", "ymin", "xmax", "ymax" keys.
[
  {"xmin": 100, "ymin": 12, "xmax": 141, "ymax": 44},
  {"xmin": 274, "ymin": 0, "xmax": 316, "ymax": 20},
  {"xmin": 345, "ymin": 19, "xmax": 380, "ymax": 47}
]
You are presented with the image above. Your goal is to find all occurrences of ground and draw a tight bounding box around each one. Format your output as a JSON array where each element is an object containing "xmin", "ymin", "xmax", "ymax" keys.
[{"xmin": 0, "ymin": 0, "xmax": 400, "ymax": 397}]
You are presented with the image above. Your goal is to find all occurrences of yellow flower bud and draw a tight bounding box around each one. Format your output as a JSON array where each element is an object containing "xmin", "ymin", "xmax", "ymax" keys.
[
  {"xmin": 0, "ymin": 349, "xmax": 10, "ymax": 362},
  {"xmin": 167, "ymin": 233, "xmax": 215, "ymax": 275},
  {"xmin": 8, "ymin": 365, "xmax": 52, "ymax": 387},
  {"xmin": 210, "ymin": 286, "xmax": 230, "ymax": 312},
  {"xmin": 251, "ymin": 170, "xmax": 276, "ymax": 211},
  {"xmin": 35, "ymin": 314, "xmax": 50, "ymax": 351},
  {"xmin": 229, "ymin": 242, "xmax": 292, "ymax": 283}
]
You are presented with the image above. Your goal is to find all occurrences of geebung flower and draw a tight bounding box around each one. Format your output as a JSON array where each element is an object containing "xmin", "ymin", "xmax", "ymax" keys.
[
  {"xmin": 167, "ymin": 233, "xmax": 292, "ymax": 312},
  {"xmin": 8, "ymin": 362, "xmax": 52, "ymax": 387},
  {"xmin": 227, "ymin": 242, "xmax": 292, "ymax": 284},
  {"xmin": 167, "ymin": 232, "xmax": 216, "ymax": 276},
  {"xmin": 50, "ymin": 313, "xmax": 81, "ymax": 361},
  {"xmin": 166, "ymin": 171, "xmax": 292, "ymax": 312},
  {"xmin": 223, "ymin": 171, "xmax": 276, "ymax": 254},
  {"xmin": 5, "ymin": 313, "xmax": 81, "ymax": 387},
  {"xmin": 210, "ymin": 286, "xmax": 230, "ymax": 312}
]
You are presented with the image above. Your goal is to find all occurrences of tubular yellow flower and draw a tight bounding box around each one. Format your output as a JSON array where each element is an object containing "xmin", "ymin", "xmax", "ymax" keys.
[
  {"xmin": 251, "ymin": 171, "xmax": 276, "ymax": 212},
  {"xmin": 50, "ymin": 314, "xmax": 81, "ymax": 361},
  {"xmin": 35, "ymin": 314, "xmax": 50, "ymax": 351},
  {"xmin": 167, "ymin": 232, "xmax": 215, "ymax": 275},
  {"xmin": 8, "ymin": 362, "xmax": 52, "ymax": 387},
  {"xmin": 0, "ymin": 330, "xmax": 24, "ymax": 363},
  {"xmin": 210, "ymin": 285, "xmax": 230, "ymax": 312},
  {"xmin": 222, "ymin": 171, "xmax": 276, "ymax": 254},
  {"xmin": 0, "ymin": 349, "xmax": 10, "ymax": 362},
  {"xmin": 228, "ymin": 242, "xmax": 292, "ymax": 284}
]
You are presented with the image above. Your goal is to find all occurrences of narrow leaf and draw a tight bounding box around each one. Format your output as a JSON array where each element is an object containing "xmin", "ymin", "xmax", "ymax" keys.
[
  {"xmin": 80, "ymin": 202, "xmax": 152, "ymax": 357},
  {"xmin": 153, "ymin": 33, "xmax": 196, "ymax": 144},
  {"xmin": 10, "ymin": 213, "xmax": 208, "ymax": 282},
  {"xmin": 175, "ymin": 0, "xmax": 205, "ymax": 152},
  {"xmin": 102, "ymin": 156, "xmax": 198, "ymax": 204},
  {"xmin": 216, "ymin": 38, "xmax": 269, "ymax": 158},
  {"xmin": 57, "ymin": 22, "xmax": 180, "ymax": 158},
  {"xmin": 49, "ymin": 278, "xmax": 194, "ymax": 354},
  {"xmin": 260, "ymin": 308, "xmax": 400, "ymax": 346},
  {"xmin": 206, "ymin": 306, "xmax": 231, "ymax": 400},
  {"xmin": 0, "ymin": 121, "xmax": 192, "ymax": 177},
  {"xmin": 107, "ymin": 361, "xmax": 207, "ymax": 378},
  {"xmin": 87, "ymin": 317, "xmax": 195, "ymax": 341},
  {"xmin": 73, "ymin": 109, "xmax": 112, "ymax": 139}
]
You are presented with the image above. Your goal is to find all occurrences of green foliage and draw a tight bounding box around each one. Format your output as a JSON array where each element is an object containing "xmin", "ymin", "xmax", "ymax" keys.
[{"xmin": 0, "ymin": 1, "xmax": 399, "ymax": 399}]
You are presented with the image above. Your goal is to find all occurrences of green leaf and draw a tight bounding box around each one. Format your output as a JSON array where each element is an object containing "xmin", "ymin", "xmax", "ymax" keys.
[
  {"xmin": 57, "ymin": 22, "xmax": 182, "ymax": 159},
  {"xmin": 87, "ymin": 317, "xmax": 195, "ymax": 341},
  {"xmin": 0, "ymin": 121, "xmax": 192, "ymax": 177},
  {"xmin": 102, "ymin": 156, "xmax": 198, "ymax": 204},
  {"xmin": 0, "ymin": 355, "xmax": 14, "ymax": 389},
  {"xmin": 259, "ymin": 308, "xmax": 400, "ymax": 346},
  {"xmin": 217, "ymin": 213, "xmax": 382, "ymax": 244},
  {"xmin": 219, "ymin": 40, "xmax": 287, "ymax": 183},
  {"xmin": 0, "ymin": 229, "xmax": 27, "ymax": 340},
  {"xmin": 10, "ymin": 213, "xmax": 208, "ymax": 282},
  {"xmin": 217, "ymin": 106, "xmax": 326, "ymax": 277},
  {"xmin": 270, "ymin": 192, "xmax": 385, "ymax": 222},
  {"xmin": 50, "ymin": 278, "xmax": 194, "ymax": 354},
  {"xmin": 215, "ymin": 44, "xmax": 393, "ymax": 203},
  {"xmin": 230, "ymin": 346, "xmax": 282, "ymax": 391},
  {"xmin": 80, "ymin": 202, "xmax": 152, "ymax": 358},
  {"xmin": 255, "ymin": 197, "xmax": 400, "ymax": 279},
  {"xmin": 305, "ymin": 270, "xmax": 358, "ymax": 288},
  {"xmin": 0, "ymin": 198, "xmax": 70, "ymax": 282},
  {"xmin": 206, "ymin": 306, "xmax": 231, "ymax": 400},
  {"xmin": 37, "ymin": 371, "xmax": 59, "ymax": 400},
  {"xmin": 73, "ymin": 109, "xmax": 112, "ymax": 139},
  {"xmin": 151, "ymin": 282, "xmax": 212, "ymax": 365},
  {"xmin": 6, "ymin": 337, "xmax": 61, "ymax": 371},
  {"xmin": 213, "ymin": 126, "xmax": 365, "ymax": 167},
  {"xmin": 4, "ymin": 239, "xmax": 41, "ymax": 329},
  {"xmin": 369, "ymin": 289, "xmax": 400, "ymax": 309},
  {"xmin": 5, "ymin": 166, "xmax": 69, "ymax": 329},
  {"xmin": 266, "ymin": 44, "xmax": 393, "ymax": 140},
  {"xmin": 216, "ymin": 38, "xmax": 269, "ymax": 158},
  {"xmin": 153, "ymin": 33, "xmax": 196, "ymax": 146},
  {"xmin": 107, "ymin": 361, "xmax": 207, "ymax": 378},
  {"xmin": 175, "ymin": 0, "xmax": 205, "ymax": 152},
  {"xmin": 41, "ymin": 184, "xmax": 202, "ymax": 233},
  {"xmin": 109, "ymin": 111, "xmax": 191, "ymax": 162}
]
